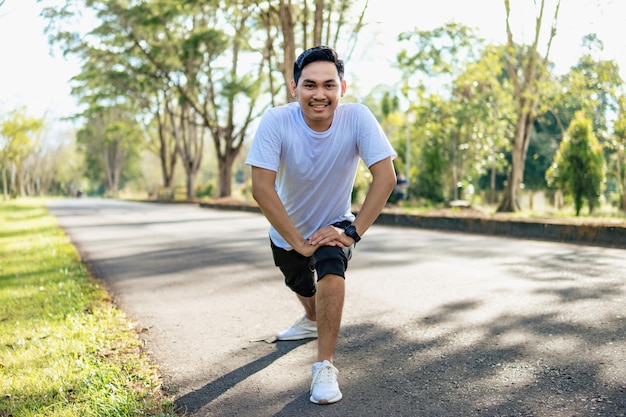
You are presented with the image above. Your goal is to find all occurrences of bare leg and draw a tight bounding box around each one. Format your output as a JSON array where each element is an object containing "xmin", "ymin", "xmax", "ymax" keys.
[
  {"xmin": 297, "ymin": 293, "xmax": 316, "ymax": 321},
  {"xmin": 315, "ymin": 274, "xmax": 345, "ymax": 363}
]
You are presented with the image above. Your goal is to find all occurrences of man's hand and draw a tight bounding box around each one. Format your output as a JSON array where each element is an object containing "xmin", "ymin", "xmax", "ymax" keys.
[
  {"xmin": 308, "ymin": 225, "xmax": 351, "ymax": 248},
  {"xmin": 295, "ymin": 239, "xmax": 319, "ymax": 257}
]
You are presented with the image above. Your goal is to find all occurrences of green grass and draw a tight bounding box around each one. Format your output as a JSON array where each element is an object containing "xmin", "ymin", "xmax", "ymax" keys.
[
  {"xmin": 0, "ymin": 199, "xmax": 176, "ymax": 417},
  {"xmin": 396, "ymin": 201, "xmax": 626, "ymax": 224}
]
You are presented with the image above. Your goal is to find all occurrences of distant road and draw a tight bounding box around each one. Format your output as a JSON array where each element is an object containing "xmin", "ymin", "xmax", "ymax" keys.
[{"xmin": 47, "ymin": 198, "xmax": 626, "ymax": 417}]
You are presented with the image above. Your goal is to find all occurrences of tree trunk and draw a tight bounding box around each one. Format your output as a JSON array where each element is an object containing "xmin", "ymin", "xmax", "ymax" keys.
[
  {"xmin": 217, "ymin": 154, "xmax": 235, "ymax": 198},
  {"xmin": 618, "ymin": 147, "xmax": 626, "ymax": 213},
  {"xmin": 313, "ymin": 0, "xmax": 324, "ymax": 46},
  {"xmin": 9, "ymin": 165, "xmax": 17, "ymax": 198},
  {"xmin": 16, "ymin": 165, "xmax": 25, "ymax": 197},
  {"xmin": 498, "ymin": 113, "xmax": 527, "ymax": 212},
  {"xmin": 186, "ymin": 165, "xmax": 197, "ymax": 200},
  {"xmin": 103, "ymin": 147, "xmax": 114, "ymax": 195},
  {"xmin": 1, "ymin": 155, "xmax": 8, "ymax": 200},
  {"xmin": 498, "ymin": 0, "xmax": 560, "ymax": 213},
  {"xmin": 490, "ymin": 155, "xmax": 497, "ymax": 205},
  {"xmin": 156, "ymin": 108, "xmax": 177, "ymax": 189},
  {"xmin": 501, "ymin": 100, "xmax": 537, "ymax": 212},
  {"xmin": 279, "ymin": 0, "xmax": 296, "ymax": 103},
  {"xmin": 113, "ymin": 139, "xmax": 124, "ymax": 195},
  {"xmin": 451, "ymin": 129, "xmax": 459, "ymax": 201}
]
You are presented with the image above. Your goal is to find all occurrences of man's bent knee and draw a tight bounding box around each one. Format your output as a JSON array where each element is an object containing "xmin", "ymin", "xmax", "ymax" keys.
[{"xmin": 314, "ymin": 246, "xmax": 349, "ymax": 282}]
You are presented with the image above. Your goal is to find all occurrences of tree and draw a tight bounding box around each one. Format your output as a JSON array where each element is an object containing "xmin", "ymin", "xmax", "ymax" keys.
[
  {"xmin": 79, "ymin": 45, "xmax": 180, "ymax": 192},
  {"xmin": 395, "ymin": 23, "xmax": 481, "ymax": 203},
  {"xmin": 41, "ymin": 0, "xmax": 369, "ymax": 199},
  {"xmin": 119, "ymin": 0, "xmax": 368, "ymax": 198},
  {"xmin": 546, "ymin": 111, "xmax": 605, "ymax": 215},
  {"xmin": 498, "ymin": 0, "xmax": 561, "ymax": 212},
  {"xmin": 77, "ymin": 105, "xmax": 143, "ymax": 197},
  {"xmin": 567, "ymin": 34, "xmax": 622, "ymax": 141},
  {"xmin": 449, "ymin": 44, "xmax": 514, "ymax": 202},
  {"xmin": 42, "ymin": 0, "xmax": 255, "ymax": 198},
  {"xmin": 262, "ymin": 0, "xmax": 368, "ymax": 102},
  {"xmin": 48, "ymin": 129, "xmax": 85, "ymax": 196},
  {"xmin": 0, "ymin": 109, "xmax": 43, "ymax": 199},
  {"xmin": 413, "ymin": 93, "xmax": 447, "ymax": 203},
  {"xmin": 166, "ymin": 99, "xmax": 206, "ymax": 200},
  {"xmin": 396, "ymin": 24, "xmax": 513, "ymax": 204}
]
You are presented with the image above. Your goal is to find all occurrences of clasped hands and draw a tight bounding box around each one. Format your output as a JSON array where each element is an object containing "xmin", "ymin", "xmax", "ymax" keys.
[{"xmin": 297, "ymin": 225, "xmax": 352, "ymax": 257}]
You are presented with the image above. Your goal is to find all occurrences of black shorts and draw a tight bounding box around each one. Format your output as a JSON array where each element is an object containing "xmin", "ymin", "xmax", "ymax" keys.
[{"xmin": 270, "ymin": 236, "xmax": 352, "ymax": 298}]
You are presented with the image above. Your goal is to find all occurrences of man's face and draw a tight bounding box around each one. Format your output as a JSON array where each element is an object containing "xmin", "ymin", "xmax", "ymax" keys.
[{"xmin": 290, "ymin": 61, "xmax": 347, "ymax": 132}]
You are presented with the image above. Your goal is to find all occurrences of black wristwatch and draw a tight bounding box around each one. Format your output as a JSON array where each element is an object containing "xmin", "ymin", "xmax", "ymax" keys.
[{"xmin": 343, "ymin": 224, "xmax": 361, "ymax": 243}]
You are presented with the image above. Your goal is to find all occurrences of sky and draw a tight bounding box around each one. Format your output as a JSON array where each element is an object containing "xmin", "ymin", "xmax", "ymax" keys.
[{"xmin": 1, "ymin": 0, "xmax": 625, "ymax": 134}]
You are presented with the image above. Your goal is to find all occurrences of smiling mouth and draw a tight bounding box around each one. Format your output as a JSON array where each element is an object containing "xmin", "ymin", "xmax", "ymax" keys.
[{"xmin": 310, "ymin": 102, "xmax": 328, "ymax": 108}]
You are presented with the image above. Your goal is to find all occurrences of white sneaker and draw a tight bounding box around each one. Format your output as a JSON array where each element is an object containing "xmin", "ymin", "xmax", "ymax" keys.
[
  {"xmin": 310, "ymin": 360, "xmax": 342, "ymax": 404},
  {"xmin": 276, "ymin": 315, "xmax": 317, "ymax": 341}
]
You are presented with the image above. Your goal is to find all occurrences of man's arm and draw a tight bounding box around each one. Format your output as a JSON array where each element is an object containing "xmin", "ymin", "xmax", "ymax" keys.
[
  {"xmin": 251, "ymin": 166, "xmax": 318, "ymax": 257},
  {"xmin": 309, "ymin": 157, "xmax": 396, "ymax": 247},
  {"xmin": 352, "ymin": 156, "xmax": 397, "ymax": 239}
]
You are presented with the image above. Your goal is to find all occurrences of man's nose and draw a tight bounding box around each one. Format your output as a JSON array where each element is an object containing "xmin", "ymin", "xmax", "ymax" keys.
[{"xmin": 312, "ymin": 87, "xmax": 325, "ymax": 99}]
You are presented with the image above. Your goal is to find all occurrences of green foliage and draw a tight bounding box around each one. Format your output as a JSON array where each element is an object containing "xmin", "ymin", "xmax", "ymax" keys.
[
  {"xmin": 25, "ymin": 1, "xmax": 626, "ymax": 215},
  {"xmin": 397, "ymin": 22, "xmax": 482, "ymax": 80},
  {"xmin": 396, "ymin": 27, "xmax": 514, "ymax": 203},
  {"xmin": 50, "ymin": 136, "xmax": 86, "ymax": 196},
  {"xmin": 0, "ymin": 108, "xmax": 44, "ymax": 198},
  {"xmin": 195, "ymin": 181, "xmax": 214, "ymax": 199},
  {"xmin": 352, "ymin": 161, "xmax": 372, "ymax": 204},
  {"xmin": 525, "ymin": 123, "xmax": 560, "ymax": 190},
  {"xmin": 546, "ymin": 111, "xmax": 606, "ymax": 215},
  {"xmin": 76, "ymin": 105, "xmax": 144, "ymax": 196},
  {"xmin": 416, "ymin": 132, "xmax": 445, "ymax": 202},
  {"xmin": 568, "ymin": 53, "xmax": 622, "ymax": 142},
  {"xmin": 0, "ymin": 110, "xmax": 42, "ymax": 160}
]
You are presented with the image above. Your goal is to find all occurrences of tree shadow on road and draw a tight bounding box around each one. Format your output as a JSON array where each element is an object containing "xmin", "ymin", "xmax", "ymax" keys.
[
  {"xmin": 173, "ymin": 338, "xmax": 314, "ymax": 415},
  {"xmin": 168, "ymin": 265, "xmax": 626, "ymax": 417}
]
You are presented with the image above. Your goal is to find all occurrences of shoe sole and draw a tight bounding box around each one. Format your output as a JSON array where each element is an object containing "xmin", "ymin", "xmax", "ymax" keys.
[
  {"xmin": 276, "ymin": 333, "xmax": 318, "ymax": 341},
  {"xmin": 310, "ymin": 393, "xmax": 342, "ymax": 404}
]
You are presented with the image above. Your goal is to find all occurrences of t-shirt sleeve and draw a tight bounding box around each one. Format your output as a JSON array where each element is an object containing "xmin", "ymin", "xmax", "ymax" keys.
[
  {"xmin": 245, "ymin": 110, "xmax": 282, "ymax": 172},
  {"xmin": 355, "ymin": 104, "xmax": 397, "ymax": 167}
]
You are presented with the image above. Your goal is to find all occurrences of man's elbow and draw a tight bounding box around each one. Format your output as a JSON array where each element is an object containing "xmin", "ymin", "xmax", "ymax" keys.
[
  {"xmin": 251, "ymin": 182, "xmax": 273, "ymax": 206},
  {"xmin": 251, "ymin": 185, "xmax": 264, "ymax": 204},
  {"xmin": 371, "ymin": 158, "xmax": 397, "ymax": 195},
  {"xmin": 382, "ymin": 172, "xmax": 397, "ymax": 195}
]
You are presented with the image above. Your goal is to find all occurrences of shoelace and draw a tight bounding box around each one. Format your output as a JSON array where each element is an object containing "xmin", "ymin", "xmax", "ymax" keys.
[
  {"xmin": 295, "ymin": 316, "xmax": 315, "ymax": 329},
  {"xmin": 313, "ymin": 365, "xmax": 336, "ymax": 385}
]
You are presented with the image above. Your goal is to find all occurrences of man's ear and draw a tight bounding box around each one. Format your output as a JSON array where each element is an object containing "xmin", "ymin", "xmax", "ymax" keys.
[
  {"xmin": 289, "ymin": 79, "xmax": 297, "ymax": 97},
  {"xmin": 341, "ymin": 79, "xmax": 347, "ymax": 97}
]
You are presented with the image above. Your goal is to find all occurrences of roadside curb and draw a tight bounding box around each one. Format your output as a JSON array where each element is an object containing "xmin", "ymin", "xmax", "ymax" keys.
[
  {"xmin": 198, "ymin": 202, "xmax": 626, "ymax": 250},
  {"xmin": 375, "ymin": 212, "xmax": 626, "ymax": 249}
]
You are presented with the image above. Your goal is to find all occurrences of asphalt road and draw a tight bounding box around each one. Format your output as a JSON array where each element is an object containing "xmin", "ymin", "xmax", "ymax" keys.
[{"xmin": 46, "ymin": 198, "xmax": 626, "ymax": 417}]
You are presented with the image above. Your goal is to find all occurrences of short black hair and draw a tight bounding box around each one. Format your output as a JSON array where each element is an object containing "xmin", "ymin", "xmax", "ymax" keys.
[{"xmin": 293, "ymin": 45, "xmax": 345, "ymax": 86}]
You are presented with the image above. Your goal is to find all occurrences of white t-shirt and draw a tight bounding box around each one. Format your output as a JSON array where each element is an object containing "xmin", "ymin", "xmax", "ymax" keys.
[{"xmin": 246, "ymin": 102, "xmax": 397, "ymax": 249}]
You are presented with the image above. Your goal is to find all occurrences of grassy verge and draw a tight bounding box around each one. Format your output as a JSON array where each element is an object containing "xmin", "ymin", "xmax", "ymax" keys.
[{"xmin": 0, "ymin": 199, "xmax": 176, "ymax": 417}]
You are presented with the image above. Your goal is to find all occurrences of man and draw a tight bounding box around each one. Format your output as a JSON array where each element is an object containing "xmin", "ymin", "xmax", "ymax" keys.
[{"xmin": 246, "ymin": 45, "xmax": 397, "ymax": 405}]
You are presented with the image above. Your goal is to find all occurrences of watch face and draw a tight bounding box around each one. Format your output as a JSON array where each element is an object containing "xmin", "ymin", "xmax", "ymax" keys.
[{"xmin": 345, "ymin": 225, "xmax": 360, "ymax": 242}]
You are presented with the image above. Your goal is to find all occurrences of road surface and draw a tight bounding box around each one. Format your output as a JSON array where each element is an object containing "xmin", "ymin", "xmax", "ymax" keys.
[{"xmin": 46, "ymin": 198, "xmax": 626, "ymax": 417}]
